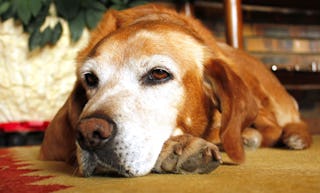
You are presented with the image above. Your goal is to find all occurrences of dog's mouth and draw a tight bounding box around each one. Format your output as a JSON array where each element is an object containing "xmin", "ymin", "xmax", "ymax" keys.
[
  {"xmin": 77, "ymin": 147, "xmax": 135, "ymax": 177},
  {"xmin": 76, "ymin": 136, "xmax": 163, "ymax": 178}
]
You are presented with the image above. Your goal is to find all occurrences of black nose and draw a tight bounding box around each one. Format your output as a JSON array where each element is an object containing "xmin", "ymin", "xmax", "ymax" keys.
[{"xmin": 76, "ymin": 117, "xmax": 115, "ymax": 150}]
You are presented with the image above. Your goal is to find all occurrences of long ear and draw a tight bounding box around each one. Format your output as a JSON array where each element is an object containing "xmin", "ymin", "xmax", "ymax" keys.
[
  {"xmin": 40, "ymin": 8, "xmax": 122, "ymax": 163},
  {"xmin": 205, "ymin": 59, "xmax": 258, "ymax": 163},
  {"xmin": 40, "ymin": 8, "xmax": 121, "ymax": 163},
  {"xmin": 39, "ymin": 81, "xmax": 87, "ymax": 164}
]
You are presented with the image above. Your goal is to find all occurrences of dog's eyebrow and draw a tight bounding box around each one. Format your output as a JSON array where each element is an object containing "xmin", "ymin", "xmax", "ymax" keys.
[{"xmin": 88, "ymin": 32, "xmax": 116, "ymax": 58}]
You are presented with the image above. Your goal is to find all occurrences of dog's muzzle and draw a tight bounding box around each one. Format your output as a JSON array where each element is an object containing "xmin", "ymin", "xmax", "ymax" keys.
[
  {"xmin": 76, "ymin": 116, "xmax": 125, "ymax": 177},
  {"xmin": 75, "ymin": 113, "xmax": 170, "ymax": 177}
]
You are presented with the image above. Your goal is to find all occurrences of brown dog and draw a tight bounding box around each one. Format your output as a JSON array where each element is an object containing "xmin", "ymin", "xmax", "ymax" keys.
[{"xmin": 40, "ymin": 4, "xmax": 312, "ymax": 177}]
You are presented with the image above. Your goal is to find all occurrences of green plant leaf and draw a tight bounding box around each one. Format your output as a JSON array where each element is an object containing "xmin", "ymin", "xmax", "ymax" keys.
[
  {"xmin": 68, "ymin": 10, "xmax": 86, "ymax": 42},
  {"xmin": 85, "ymin": 8, "xmax": 103, "ymax": 29},
  {"xmin": 2, "ymin": 0, "xmax": 153, "ymax": 49},
  {"xmin": 55, "ymin": 0, "xmax": 80, "ymax": 20},
  {"xmin": 99, "ymin": 0, "xmax": 110, "ymax": 4},
  {"xmin": 29, "ymin": 28, "xmax": 42, "ymax": 50},
  {"xmin": 14, "ymin": 0, "xmax": 32, "ymax": 24},
  {"xmin": 25, "ymin": 1, "xmax": 50, "ymax": 33},
  {"xmin": 0, "ymin": 2, "xmax": 10, "ymax": 15},
  {"xmin": 90, "ymin": 1, "xmax": 106, "ymax": 11},
  {"xmin": 80, "ymin": 0, "xmax": 90, "ymax": 8},
  {"xmin": 129, "ymin": 0, "xmax": 148, "ymax": 7},
  {"xmin": 40, "ymin": 26, "xmax": 52, "ymax": 47},
  {"xmin": 110, "ymin": 4, "xmax": 126, "ymax": 10},
  {"xmin": 50, "ymin": 22, "xmax": 62, "ymax": 44},
  {"xmin": 28, "ymin": 0, "xmax": 42, "ymax": 17},
  {"xmin": 110, "ymin": 0, "xmax": 123, "ymax": 4},
  {"xmin": 0, "ymin": 3, "xmax": 15, "ymax": 21}
]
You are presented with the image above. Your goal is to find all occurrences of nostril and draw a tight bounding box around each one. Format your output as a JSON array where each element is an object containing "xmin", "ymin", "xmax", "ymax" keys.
[
  {"xmin": 89, "ymin": 137, "xmax": 99, "ymax": 146},
  {"xmin": 93, "ymin": 130, "xmax": 102, "ymax": 139},
  {"xmin": 76, "ymin": 131, "xmax": 87, "ymax": 149},
  {"xmin": 77, "ymin": 131, "xmax": 85, "ymax": 142}
]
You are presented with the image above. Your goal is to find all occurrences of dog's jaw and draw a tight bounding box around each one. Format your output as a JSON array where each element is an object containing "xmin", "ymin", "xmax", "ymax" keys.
[{"xmin": 76, "ymin": 143, "xmax": 98, "ymax": 177}]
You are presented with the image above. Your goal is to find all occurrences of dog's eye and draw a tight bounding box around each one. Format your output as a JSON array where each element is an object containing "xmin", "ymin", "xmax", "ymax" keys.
[
  {"xmin": 84, "ymin": 72, "xmax": 99, "ymax": 88},
  {"xmin": 143, "ymin": 68, "xmax": 173, "ymax": 85},
  {"xmin": 150, "ymin": 69, "xmax": 170, "ymax": 80}
]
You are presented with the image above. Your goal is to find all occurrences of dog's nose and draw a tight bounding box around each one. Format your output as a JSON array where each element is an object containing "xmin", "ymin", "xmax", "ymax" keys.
[{"xmin": 76, "ymin": 117, "xmax": 115, "ymax": 150}]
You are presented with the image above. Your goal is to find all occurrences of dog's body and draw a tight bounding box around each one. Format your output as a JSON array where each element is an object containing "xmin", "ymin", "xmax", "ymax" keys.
[{"xmin": 40, "ymin": 4, "xmax": 312, "ymax": 177}]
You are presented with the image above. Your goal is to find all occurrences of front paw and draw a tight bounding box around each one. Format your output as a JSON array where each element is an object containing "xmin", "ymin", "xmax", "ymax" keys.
[
  {"xmin": 242, "ymin": 128, "xmax": 262, "ymax": 150},
  {"xmin": 153, "ymin": 134, "xmax": 222, "ymax": 174}
]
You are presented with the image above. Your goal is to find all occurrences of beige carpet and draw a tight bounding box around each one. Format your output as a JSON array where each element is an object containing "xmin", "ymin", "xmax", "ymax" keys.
[{"xmin": 1, "ymin": 136, "xmax": 320, "ymax": 193}]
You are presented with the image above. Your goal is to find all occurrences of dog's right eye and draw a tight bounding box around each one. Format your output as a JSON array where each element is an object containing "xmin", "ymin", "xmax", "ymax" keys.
[
  {"xmin": 84, "ymin": 72, "xmax": 99, "ymax": 88},
  {"xmin": 142, "ymin": 67, "xmax": 173, "ymax": 85}
]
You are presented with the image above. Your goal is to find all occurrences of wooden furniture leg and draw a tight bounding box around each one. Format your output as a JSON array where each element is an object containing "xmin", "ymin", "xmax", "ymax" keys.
[
  {"xmin": 224, "ymin": 0, "xmax": 244, "ymax": 49},
  {"xmin": 178, "ymin": 1, "xmax": 195, "ymax": 17}
]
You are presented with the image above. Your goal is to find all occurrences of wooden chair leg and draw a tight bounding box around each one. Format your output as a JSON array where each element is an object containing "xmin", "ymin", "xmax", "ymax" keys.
[
  {"xmin": 177, "ymin": 1, "xmax": 195, "ymax": 17},
  {"xmin": 224, "ymin": 0, "xmax": 244, "ymax": 49}
]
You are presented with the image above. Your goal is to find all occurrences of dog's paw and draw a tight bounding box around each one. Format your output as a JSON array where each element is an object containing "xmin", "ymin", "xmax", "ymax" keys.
[
  {"xmin": 283, "ymin": 134, "xmax": 311, "ymax": 150},
  {"xmin": 242, "ymin": 128, "xmax": 262, "ymax": 150},
  {"xmin": 153, "ymin": 134, "xmax": 222, "ymax": 174},
  {"xmin": 282, "ymin": 122, "xmax": 312, "ymax": 150}
]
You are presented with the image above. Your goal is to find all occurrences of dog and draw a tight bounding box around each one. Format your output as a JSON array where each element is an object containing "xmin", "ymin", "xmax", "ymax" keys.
[{"xmin": 39, "ymin": 4, "xmax": 312, "ymax": 177}]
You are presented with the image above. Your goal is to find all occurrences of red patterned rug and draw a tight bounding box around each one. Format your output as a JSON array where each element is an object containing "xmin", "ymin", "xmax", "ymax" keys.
[{"xmin": 0, "ymin": 149, "xmax": 70, "ymax": 193}]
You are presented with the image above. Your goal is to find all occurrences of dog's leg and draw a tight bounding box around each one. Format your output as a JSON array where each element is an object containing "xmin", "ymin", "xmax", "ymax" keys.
[
  {"xmin": 205, "ymin": 126, "xmax": 262, "ymax": 150},
  {"xmin": 282, "ymin": 121, "xmax": 312, "ymax": 149},
  {"xmin": 253, "ymin": 110, "xmax": 283, "ymax": 147},
  {"xmin": 153, "ymin": 134, "xmax": 222, "ymax": 174}
]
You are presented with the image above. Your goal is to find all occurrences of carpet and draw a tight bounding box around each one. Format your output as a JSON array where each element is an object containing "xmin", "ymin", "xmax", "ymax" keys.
[{"xmin": 1, "ymin": 136, "xmax": 320, "ymax": 193}]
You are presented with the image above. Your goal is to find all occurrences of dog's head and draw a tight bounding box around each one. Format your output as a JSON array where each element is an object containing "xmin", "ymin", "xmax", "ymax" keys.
[
  {"xmin": 40, "ymin": 5, "xmax": 257, "ymax": 177},
  {"xmin": 76, "ymin": 19, "xmax": 214, "ymax": 177}
]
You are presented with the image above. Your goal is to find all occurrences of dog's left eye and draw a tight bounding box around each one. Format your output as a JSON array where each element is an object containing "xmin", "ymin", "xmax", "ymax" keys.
[
  {"xmin": 84, "ymin": 72, "xmax": 99, "ymax": 88},
  {"xmin": 143, "ymin": 68, "xmax": 173, "ymax": 85}
]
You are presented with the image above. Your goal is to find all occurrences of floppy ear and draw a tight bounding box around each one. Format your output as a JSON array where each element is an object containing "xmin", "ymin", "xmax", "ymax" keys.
[
  {"xmin": 204, "ymin": 59, "xmax": 258, "ymax": 163},
  {"xmin": 40, "ymin": 8, "xmax": 121, "ymax": 163},
  {"xmin": 39, "ymin": 81, "xmax": 87, "ymax": 164},
  {"xmin": 39, "ymin": 9, "xmax": 121, "ymax": 163}
]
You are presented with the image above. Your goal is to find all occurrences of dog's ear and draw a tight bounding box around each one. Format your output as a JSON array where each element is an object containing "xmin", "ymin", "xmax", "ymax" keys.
[
  {"xmin": 40, "ymin": 9, "xmax": 119, "ymax": 162},
  {"xmin": 39, "ymin": 81, "xmax": 87, "ymax": 164},
  {"xmin": 40, "ymin": 11, "xmax": 117, "ymax": 163},
  {"xmin": 204, "ymin": 59, "xmax": 257, "ymax": 163}
]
